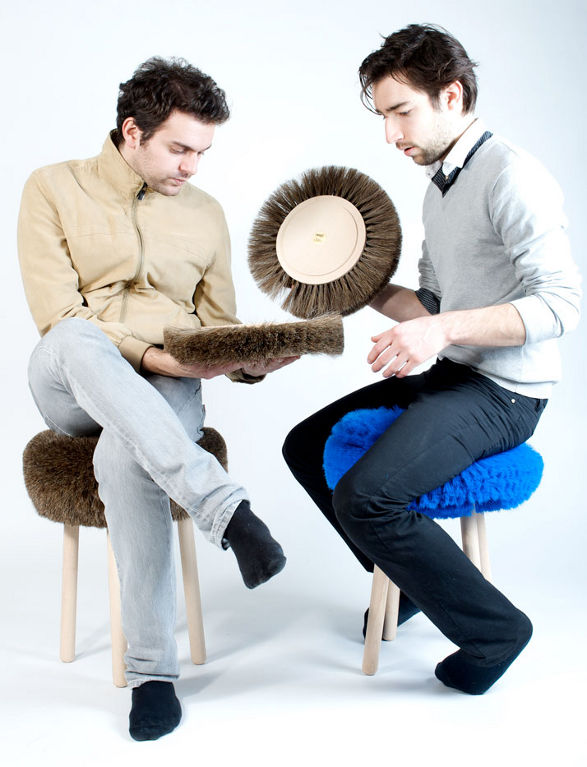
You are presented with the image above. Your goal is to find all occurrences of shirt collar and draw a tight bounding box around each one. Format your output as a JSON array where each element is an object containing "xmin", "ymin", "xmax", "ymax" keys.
[
  {"xmin": 424, "ymin": 118, "xmax": 487, "ymax": 179},
  {"xmin": 97, "ymin": 131, "xmax": 148, "ymax": 199}
]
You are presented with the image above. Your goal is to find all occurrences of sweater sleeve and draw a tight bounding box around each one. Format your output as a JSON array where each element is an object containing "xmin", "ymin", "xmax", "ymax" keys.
[
  {"xmin": 490, "ymin": 160, "xmax": 582, "ymax": 343},
  {"xmin": 417, "ymin": 238, "xmax": 442, "ymax": 312},
  {"xmin": 17, "ymin": 171, "xmax": 151, "ymax": 371}
]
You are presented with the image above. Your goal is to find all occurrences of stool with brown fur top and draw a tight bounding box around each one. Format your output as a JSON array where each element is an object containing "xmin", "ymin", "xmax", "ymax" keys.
[{"xmin": 23, "ymin": 427, "xmax": 227, "ymax": 687}]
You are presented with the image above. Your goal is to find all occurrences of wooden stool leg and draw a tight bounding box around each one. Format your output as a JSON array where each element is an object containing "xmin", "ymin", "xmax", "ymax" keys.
[
  {"xmin": 476, "ymin": 512, "xmax": 492, "ymax": 580},
  {"xmin": 60, "ymin": 524, "xmax": 79, "ymax": 663},
  {"xmin": 178, "ymin": 518, "xmax": 206, "ymax": 665},
  {"xmin": 382, "ymin": 580, "xmax": 400, "ymax": 641},
  {"xmin": 460, "ymin": 510, "xmax": 482, "ymax": 570},
  {"xmin": 362, "ymin": 566, "xmax": 389, "ymax": 676},
  {"xmin": 107, "ymin": 532, "xmax": 127, "ymax": 688}
]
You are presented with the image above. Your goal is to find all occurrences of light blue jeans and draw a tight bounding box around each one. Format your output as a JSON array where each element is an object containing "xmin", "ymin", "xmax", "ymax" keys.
[{"xmin": 28, "ymin": 318, "xmax": 248, "ymax": 686}]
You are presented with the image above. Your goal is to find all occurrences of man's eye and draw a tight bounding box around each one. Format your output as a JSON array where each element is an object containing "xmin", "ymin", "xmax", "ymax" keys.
[
  {"xmin": 170, "ymin": 148, "xmax": 183, "ymax": 154},
  {"xmin": 399, "ymin": 111, "xmax": 411, "ymax": 117}
]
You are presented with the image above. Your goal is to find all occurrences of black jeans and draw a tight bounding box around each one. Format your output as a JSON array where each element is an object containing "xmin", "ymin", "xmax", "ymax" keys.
[{"xmin": 283, "ymin": 359, "xmax": 547, "ymax": 665}]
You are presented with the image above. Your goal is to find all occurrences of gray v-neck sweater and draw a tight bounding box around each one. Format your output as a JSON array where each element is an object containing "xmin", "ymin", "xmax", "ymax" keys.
[{"xmin": 418, "ymin": 134, "xmax": 581, "ymax": 398}]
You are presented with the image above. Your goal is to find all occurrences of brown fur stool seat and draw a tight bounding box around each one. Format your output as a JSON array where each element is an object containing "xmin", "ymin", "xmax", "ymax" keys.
[{"xmin": 23, "ymin": 427, "xmax": 228, "ymax": 687}]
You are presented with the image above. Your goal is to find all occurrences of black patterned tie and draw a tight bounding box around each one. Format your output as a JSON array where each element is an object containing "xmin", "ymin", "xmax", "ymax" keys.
[{"xmin": 431, "ymin": 130, "xmax": 493, "ymax": 196}]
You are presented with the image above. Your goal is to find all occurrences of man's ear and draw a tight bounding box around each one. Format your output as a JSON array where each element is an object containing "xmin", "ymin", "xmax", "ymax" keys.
[
  {"xmin": 442, "ymin": 80, "xmax": 464, "ymax": 113},
  {"xmin": 120, "ymin": 117, "xmax": 142, "ymax": 149}
]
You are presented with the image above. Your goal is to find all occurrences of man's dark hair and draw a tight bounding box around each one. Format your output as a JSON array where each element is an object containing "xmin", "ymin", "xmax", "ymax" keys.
[
  {"xmin": 359, "ymin": 24, "xmax": 478, "ymax": 114},
  {"xmin": 116, "ymin": 57, "xmax": 230, "ymax": 143}
]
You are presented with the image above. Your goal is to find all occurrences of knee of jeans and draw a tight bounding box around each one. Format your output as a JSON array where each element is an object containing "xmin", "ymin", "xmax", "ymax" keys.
[
  {"xmin": 332, "ymin": 470, "xmax": 372, "ymax": 531},
  {"xmin": 333, "ymin": 469, "xmax": 407, "ymax": 538},
  {"xmin": 46, "ymin": 317, "xmax": 90, "ymax": 344},
  {"xmin": 44, "ymin": 318, "xmax": 111, "ymax": 355},
  {"xmin": 282, "ymin": 424, "xmax": 304, "ymax": 469}
]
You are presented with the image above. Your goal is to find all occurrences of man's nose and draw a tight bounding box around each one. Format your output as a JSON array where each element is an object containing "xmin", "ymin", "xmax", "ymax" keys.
[
  {"xmin": 385, "ymin": 117, "xmax": 403, "ymax": 145},
  {"xmin": 179, "ymin": 154, "xmax": 199, "ymax": 176}
]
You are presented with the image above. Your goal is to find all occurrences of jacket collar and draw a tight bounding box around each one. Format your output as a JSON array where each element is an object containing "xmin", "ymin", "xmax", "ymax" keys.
[{"xmin": 97, "ymin": 131, "xmax": 147, "ymax": 199}]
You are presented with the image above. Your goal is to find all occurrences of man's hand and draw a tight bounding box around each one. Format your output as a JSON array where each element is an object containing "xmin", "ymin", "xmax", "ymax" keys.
[
  {"xmin": 142, "ymin": 347, "xmax": 299, "ymax": 379},
  {"xmin": 242, "ymin": 356, "xmax": 300, "ymax": 377},
  {"xmin": 368, "ymin": 315, "xmax": 448, "ymax": 378},
  {"xmin": 141, "ymin": 347, "xmax": 244, "ymax": 379},
  {"xmin": 368, "ymin": 303, "xmax": 527, "ymax": 378}
]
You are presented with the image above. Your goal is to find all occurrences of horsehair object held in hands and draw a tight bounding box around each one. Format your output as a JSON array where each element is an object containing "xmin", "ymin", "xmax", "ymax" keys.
[
  {"xmin": 163, "ymin": 314, "xmax": 344, "ymax": 365},
  {"xmin": 248, "ymin": 166, "xmax": 402, "ymax": 318}
]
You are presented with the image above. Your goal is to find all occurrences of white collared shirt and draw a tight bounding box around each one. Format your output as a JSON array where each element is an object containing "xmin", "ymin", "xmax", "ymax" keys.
[{"xmin": 424, "ymin": 117, "xmax": 487, "ymax": 180}]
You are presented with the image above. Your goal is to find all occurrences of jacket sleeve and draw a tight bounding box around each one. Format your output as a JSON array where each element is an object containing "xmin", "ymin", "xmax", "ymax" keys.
[
  {"xmin": 17, "ymin": 171, "xmax": 150, "ymax": 371},
  {"xmin": 192, "ymin": 202, "xmax": 264, "ymax": 384},
  {"xmin": 490, "ymin": 160, "xmax": 582, "ymax": 343}
]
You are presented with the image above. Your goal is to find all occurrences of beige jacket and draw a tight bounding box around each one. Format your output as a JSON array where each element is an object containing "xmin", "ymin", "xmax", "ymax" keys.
[{"xmin": 18, "ymin": 133, "xmax": 251, "ymax": 378}]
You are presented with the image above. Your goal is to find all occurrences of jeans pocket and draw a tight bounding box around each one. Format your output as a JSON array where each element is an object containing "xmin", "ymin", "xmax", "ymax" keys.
[{"xmin": 511, "ymin": 396, "xmax": 545, "ymax": 444}]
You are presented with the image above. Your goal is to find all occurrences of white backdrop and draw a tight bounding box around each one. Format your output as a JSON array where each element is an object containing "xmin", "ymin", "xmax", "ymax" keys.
[{"xmin": 1, "ymin": 1, "xmax": 586, "ymax": 765}]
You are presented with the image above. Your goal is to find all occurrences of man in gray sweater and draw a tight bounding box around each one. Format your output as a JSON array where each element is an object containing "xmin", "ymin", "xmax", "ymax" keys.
[{"xmin": 283, "ymin": 24, "xmax": 581, "ymax": 694}]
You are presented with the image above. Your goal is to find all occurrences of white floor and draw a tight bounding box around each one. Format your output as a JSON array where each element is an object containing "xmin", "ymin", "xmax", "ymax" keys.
[{"xmin": 3, "ymin": 500, "xmax": 586, "ymax": 767}]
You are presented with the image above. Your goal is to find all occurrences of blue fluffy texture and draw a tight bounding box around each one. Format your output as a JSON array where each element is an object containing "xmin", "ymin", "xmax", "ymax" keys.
[{"xmin": 323, "ymin": 407, "xmax": 543, "ymax": 519}]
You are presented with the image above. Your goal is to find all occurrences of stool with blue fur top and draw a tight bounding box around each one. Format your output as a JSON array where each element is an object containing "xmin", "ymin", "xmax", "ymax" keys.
[{"xmin": 323, "ymin": 406, "xmax": 543, "ymax": 676}]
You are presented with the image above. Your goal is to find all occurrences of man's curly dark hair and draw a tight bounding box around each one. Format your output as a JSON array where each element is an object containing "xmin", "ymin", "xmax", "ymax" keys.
[{"xmin": 115, "ymin": 57, "xmax": 230, "ymax": 144}]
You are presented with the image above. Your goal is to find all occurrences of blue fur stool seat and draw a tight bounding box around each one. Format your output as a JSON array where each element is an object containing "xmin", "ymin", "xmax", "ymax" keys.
[
  {"xmin": 323, "ymin": 406, "xmax": 543, "ymax": 518},
  {"xmin": 323, "ymin": 406, "xmax": 543, "ymax": 677}
]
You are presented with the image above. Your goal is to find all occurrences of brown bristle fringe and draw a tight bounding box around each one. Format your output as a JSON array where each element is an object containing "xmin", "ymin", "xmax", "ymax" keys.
[
  {"xmin": 163, "ymin": 314, "xmax": 344, "ymax": 366},
  {"xmin": 23, "ymin": 428, "xmax": 228, "ymax": 528},
  {"xmin": 248, "ymin": 166, "xmax": 402, "ymax": 318}
]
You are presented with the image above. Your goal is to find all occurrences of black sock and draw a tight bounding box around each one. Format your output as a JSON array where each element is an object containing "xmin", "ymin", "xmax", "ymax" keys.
[
  {"xmin": 224, "ymin": 500, "xmax": 286, "ymax": 589},
  {"xmin": 435, "ymin": 614, "xmax": 533, "ymax": 695},
  {"xmin": 362, "ymin": 592, "xmax": 421, "ymax": 639},
  {"xmin": 129, "ymin": 681, "xmax": 182, "ymax": 741}
]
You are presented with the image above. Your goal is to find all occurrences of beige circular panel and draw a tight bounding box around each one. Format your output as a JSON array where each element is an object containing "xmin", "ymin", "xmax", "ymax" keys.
[{"xmin": 275, "ymin": 195, "xmax": 367, "ymax": 285}]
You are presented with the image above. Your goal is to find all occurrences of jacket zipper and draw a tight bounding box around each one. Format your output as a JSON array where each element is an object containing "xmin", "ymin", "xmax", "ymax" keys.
[{"xmin": 121, "ymin": 182, "xmax": 147, "ymax": 323}]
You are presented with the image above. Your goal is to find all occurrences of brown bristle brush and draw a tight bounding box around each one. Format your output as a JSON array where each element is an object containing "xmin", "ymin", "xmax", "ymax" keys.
[
  {"xmin": 163, "ymin": 314, "xmax": 344, "ymax": 366},
  {"xmin": 248, "ymin": 166, "xmax": 402, "ymax": 318}
]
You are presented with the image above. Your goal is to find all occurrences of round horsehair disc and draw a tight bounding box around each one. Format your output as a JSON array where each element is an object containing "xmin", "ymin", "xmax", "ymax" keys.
[{"xmin": 275, "ymin": 195, "xmax": 367, "ymax": 285}]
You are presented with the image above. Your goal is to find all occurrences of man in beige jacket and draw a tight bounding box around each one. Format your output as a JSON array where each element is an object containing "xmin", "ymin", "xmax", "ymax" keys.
[{"xmin": 18, "ymin": 57, "xmax": 293, "ymax": 741}]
